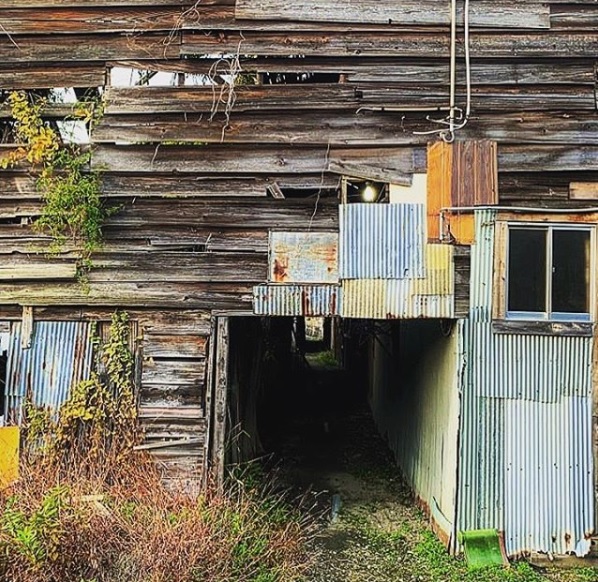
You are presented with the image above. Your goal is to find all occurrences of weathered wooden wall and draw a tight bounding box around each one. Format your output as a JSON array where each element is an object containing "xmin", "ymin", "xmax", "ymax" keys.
[{"xmin": 1, "ymin": 0, "xmax": 597, "ymax": 479}]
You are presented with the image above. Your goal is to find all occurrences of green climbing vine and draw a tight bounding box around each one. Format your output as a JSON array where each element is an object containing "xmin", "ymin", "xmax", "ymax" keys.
[
  {"xmin": 0, "ymin": 91, "xmax": 109, "ymax": 259},
  {"xmin": 23, "ymin": 311, "xmax": 140, "ymax": 470}
]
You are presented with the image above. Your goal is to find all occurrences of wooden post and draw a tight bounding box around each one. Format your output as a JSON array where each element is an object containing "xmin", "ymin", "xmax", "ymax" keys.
[{"xmin": 212, "ymin": 317, "xmax": 229, "ymax": 489}]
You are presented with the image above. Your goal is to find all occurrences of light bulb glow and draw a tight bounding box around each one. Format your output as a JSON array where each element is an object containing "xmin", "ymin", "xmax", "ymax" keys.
[{"xmin": 361, "ymin": 183, "xmax": 378, "ymax": 202}]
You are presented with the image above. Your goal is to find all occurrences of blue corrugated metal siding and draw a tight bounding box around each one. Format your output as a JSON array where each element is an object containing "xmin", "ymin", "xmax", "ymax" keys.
[
  {"xmin": 5, "ymin": 321, "xmax": 94, "ymax": 424},
  {"xmin": 253, "ymin": 285, "xmax": 341, "ymax": 316},
  {"xmin": 339, "ymin": 203, "xmax": 425, "ymax": 279},
  {"xmin": 458, "ymin": 210, "xmax": 595, "ymax": 556}
]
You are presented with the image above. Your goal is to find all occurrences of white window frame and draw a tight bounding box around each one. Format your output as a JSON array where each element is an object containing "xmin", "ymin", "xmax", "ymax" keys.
[{"xmin": 505, "ymin": 223, "xmax": 595, "ymax": 323}]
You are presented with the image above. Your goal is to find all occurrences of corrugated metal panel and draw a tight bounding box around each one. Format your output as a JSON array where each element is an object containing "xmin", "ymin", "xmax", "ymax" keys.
[
  {"xmin": 339, "ymin": 203, "xmax": 425, "ymax": 279},
  {"xmin": 504, "ymin": 397, "xmax": 593, "ymax": 555},
  {"xmin": 5, "ymin": 321, "xmax": 94, "ymax": 424},
  {"xmin": 269, "ymin": 231, "xmax": 338, "ymax": 284},
  {"xmin": 483, "ymin": 330, "xmax": 592, "ymax": 402},
  {"xmin": 458, "ymin": 209, "xmax": 595, "ymax": 556},
  {"xmin": 253, "ymin": 285, "xmax": 340, "ymax": 316},
  {"xmin": 469, "ymin": 209, "xmax": 495, "ymax": 322},
  {"xmin": 341, "ymin": 244, "xmax": 454, "ymax": 319},
  {"xmin": 370, "ymin": 320, "xmax": 461, "ymax": 546},
  {"xmin": 410, "ymin": 244, "xmax": 454, "ymax": 296},
  {"xmin": 342, "ymin": 279, "xmax": 454, "ymax": 319}
]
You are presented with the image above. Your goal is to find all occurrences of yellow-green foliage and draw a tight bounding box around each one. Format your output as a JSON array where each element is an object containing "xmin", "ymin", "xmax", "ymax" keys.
[
  {"xmin": 0, "ymin": 90, "xmax": 108, "ymax": 257},
  {"xmin": 0, "ymin": 92, "xmax": 59, "ymax": 168},
  {"xmin": 22, "ymin": 311, "xmax": 139, "ymax": 469}
]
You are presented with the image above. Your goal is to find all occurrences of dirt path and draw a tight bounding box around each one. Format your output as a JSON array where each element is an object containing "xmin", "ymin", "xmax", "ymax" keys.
[{"xmin": 270, "ymin": 361, "xmax": 598, "ymax": 582}]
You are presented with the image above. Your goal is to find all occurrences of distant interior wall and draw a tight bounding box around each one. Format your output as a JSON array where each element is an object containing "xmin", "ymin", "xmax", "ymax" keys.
[{"xmin": 369, "ymin": 319, "xmax": 460, "ymax": 545}]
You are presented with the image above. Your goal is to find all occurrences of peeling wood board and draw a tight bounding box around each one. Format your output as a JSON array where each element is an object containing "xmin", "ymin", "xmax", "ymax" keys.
[{"xmin": 234, "ymin": 0, "xmax": 550, "ymax": 28}]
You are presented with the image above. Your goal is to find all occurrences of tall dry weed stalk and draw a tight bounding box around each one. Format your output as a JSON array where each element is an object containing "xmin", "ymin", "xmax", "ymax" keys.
[{"xmin": 0, "ymin": 312, "xmax": 315, "ymax": 581}]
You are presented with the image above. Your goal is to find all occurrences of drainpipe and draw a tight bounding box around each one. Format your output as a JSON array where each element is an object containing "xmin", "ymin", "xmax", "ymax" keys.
[{"xmin": 448, "ymin": 0, "xmax": 457, "ymax": 138}]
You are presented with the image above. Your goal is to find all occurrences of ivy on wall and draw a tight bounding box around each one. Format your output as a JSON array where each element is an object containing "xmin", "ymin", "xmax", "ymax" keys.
[{"xmin": 1, "ymin": 91, "xmax": 111, "ymax": 260}]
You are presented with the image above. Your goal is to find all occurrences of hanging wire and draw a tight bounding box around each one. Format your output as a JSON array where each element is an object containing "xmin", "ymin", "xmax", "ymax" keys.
[{"xmin": 414, "ymin": 0, "xmax": 471, "ymax": 142}]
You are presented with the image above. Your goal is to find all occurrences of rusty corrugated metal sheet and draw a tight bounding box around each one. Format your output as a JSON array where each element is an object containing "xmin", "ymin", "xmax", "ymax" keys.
[
  {"xmin": 253, "ymin": 285, "xmax": 340, "ymax": 316},
  {"xmin": 269, "ymin": 231, "xmax": 338, "ymax": 284},
  {"xmin": 339, "ymin": 203, "xmax": 425, "ymax": 279},
  {"xmin": 341, "ymin": 244, "xmax": 454, "ymax": 319},
  {"xmin": 458, "ymin": 209, "xmax": 594, "ymax": 556},
  {"xmin": 4, "ymin": 321, "xmax": 94, "ymax": 424},
  {"xmin": 342, "ymin": 279, "xmax": 454, "ymax": 319}
]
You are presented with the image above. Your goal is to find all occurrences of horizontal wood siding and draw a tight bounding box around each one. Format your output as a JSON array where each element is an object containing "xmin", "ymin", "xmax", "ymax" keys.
[{"xmin": 1, "ymin": 0, "xmax": 598, "ymax": 482}]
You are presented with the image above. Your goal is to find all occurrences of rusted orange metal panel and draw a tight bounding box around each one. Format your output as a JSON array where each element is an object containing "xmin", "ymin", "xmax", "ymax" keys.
[{"xmin": 427, "ymin": 141, "xmax": 452, "ymax": 242}]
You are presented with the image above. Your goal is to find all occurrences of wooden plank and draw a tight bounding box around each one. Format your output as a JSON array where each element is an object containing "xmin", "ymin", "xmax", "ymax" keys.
[
  {"xmin": 0, "ymin": 63, "xmax": 105, "ymax": 89},
  {"xmin": 101, "ymin": 175, "xmax": 267, "ymax": 198},
  {"xmin": 498, "ymin": 145, "xmax": 598, "ymax": 172},
  {"xmin": 104, "ymin": 84, "xmax": 596, "ymax": 116},
  {"xmin": 86, "ymin": 251, "xmax": 268, "ymax": 284},
  {"xmin": 491, "ymin": 320, "xmax": 594, "ymax": 337},
  {"xmin": 108, "ymin": 56, "xmax": 596, "ymax": 86},
  {"xmin": 94, "ymin": 110, "xmax": 598, "ymax": 147},
  {"xmin": 570, "ymin": 182, "xmax": 598, "ymax": 200},
  {"xmin": 181, "ymin": 30, "xmax": 598, "ymax": 58},
  {"xmin": 0, "ymin": 7, "xmax": 184, "ymax": 35},
  {"xmin": 143, "ymin": 334, "xmax": 208, "ymax": 358},
  {"xmin": 104, "ymin": 198, "xmax": 339, "ymax": 230},
  {"xmin": 492, "ymin": 221, "xmax": 508, "ymax": 321},
  {"xmin": 234, "ymin": 0, "xmax": 550, "ymax": 28},
  {"xmin": 0, "ymin": 0, "xmax": 189, "ymax": 6},
  {"xmin": 0, "ymin": 32, "xmax": 180, "ymax": 63},
  {"xmin": 137, "ymin": 310, "xmax": 211, "ymax": 335},
  {"xmin": 0, "ymin": 261, "xmax": 76, "ymax": 281},
  {"xmin": 212, "ymin": 317, "xmax": 228, "ymax": 488},
  {"xmin": 142, "ymin": 358, "xmax": 205, "ymax": 385},
  {"xmin": 140, "ymin": 382, "xmax": 203, "ymax": 408},
  {"xmin": 0, "ymin": 282, "xmax": 255, "ymax": 309},
  {"xmin": 92, "ymin": 143, "xmax": 331, "ymax": 174}
]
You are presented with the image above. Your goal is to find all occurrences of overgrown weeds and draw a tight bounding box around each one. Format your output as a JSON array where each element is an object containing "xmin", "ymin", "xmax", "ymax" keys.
[{"xmin": 0, "ymin": 311, "xmax": 315, "ymax": 582}]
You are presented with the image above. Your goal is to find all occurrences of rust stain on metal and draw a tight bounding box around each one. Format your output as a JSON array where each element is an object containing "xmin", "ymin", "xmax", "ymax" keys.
[
  {"xmin": 272, "ymin": 258, "xmax": 288, "ymax": 282},
  {"xmin": 269, "ymin": 232, "xmax": 338, "ymax": 284}
]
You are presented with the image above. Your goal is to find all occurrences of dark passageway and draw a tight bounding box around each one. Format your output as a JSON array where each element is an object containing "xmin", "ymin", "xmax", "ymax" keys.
[{"xmin": 225, "ymin": 316, "xmax": 398, "ymax": 505}]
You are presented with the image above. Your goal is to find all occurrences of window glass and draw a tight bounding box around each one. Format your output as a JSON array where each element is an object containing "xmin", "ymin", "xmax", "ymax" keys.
[
  {"xmin": 508, "ymin": 228, "xmax": 546, "ymax": 313},
  {"xmin": 506, "ymin": 225, "xmax": 591, "ymax": 321},
  {"xmin": 552, "ymin": 229, "xmax": 590, "ymax": 314}
]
